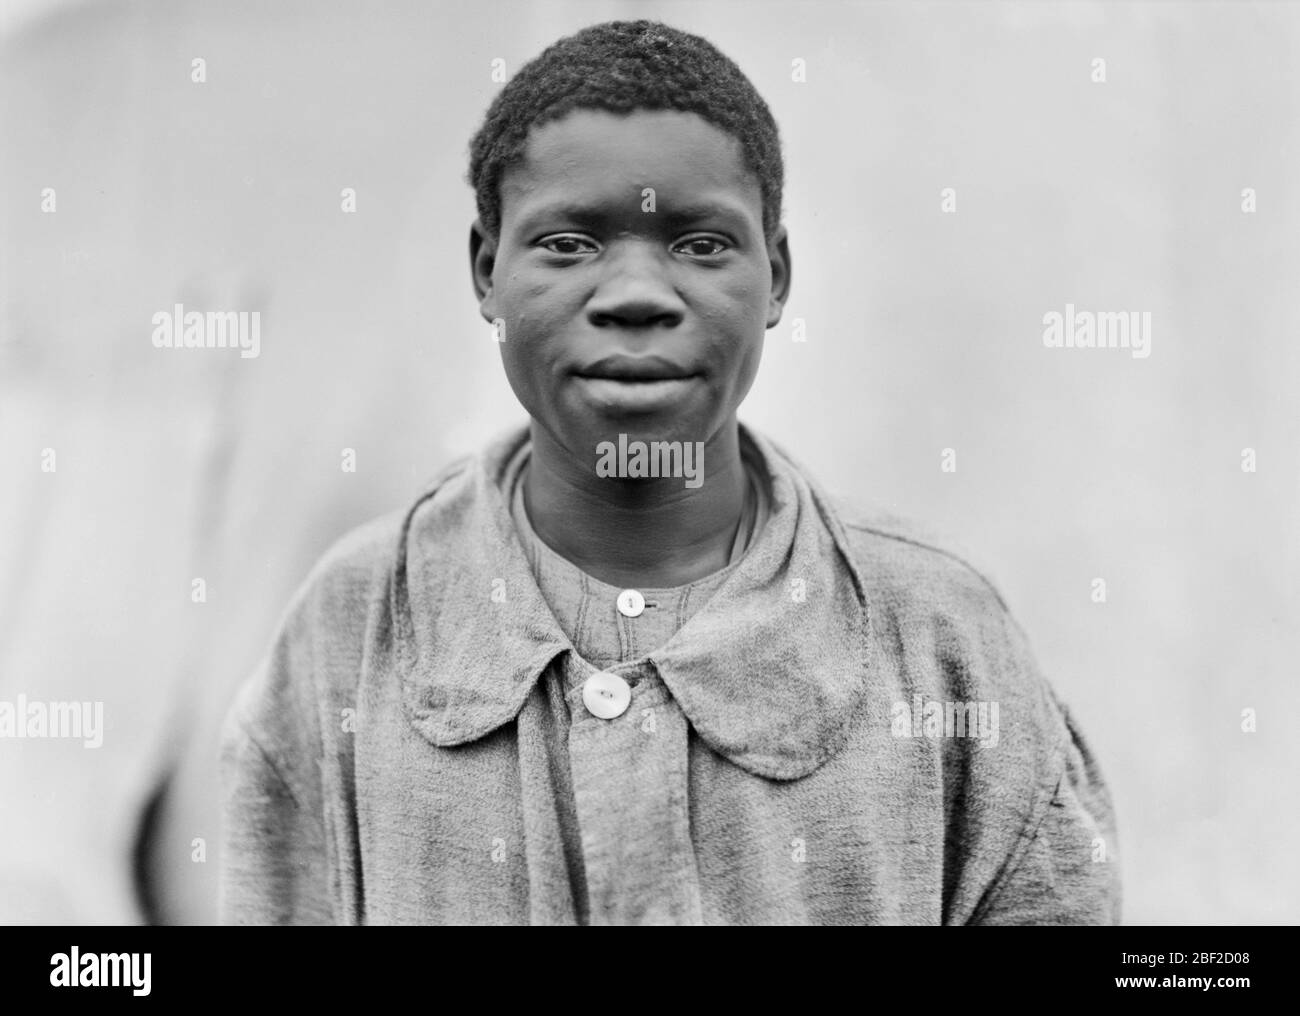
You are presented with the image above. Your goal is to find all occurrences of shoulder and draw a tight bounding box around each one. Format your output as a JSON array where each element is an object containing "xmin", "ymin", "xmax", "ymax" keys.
[
  {"xmin": 833, "ymin": 495, "xmax": 1012, "ymax": 624},
  {"xmin": 283, "ymin": 452, "xmax": 480, "ymax": 629},
  {"xmin": 830, "ymin": 498, "xmax": 1101, "ymax": 894},
  {"xmin": 290, "ymin": 508, "xmax": 407, "ymax": 617},
  {"xmin": 223, "ymin": 508, "xmax": 407, "ymax": 731},
  {"xmin": 830, "ymin": 494, "xmax": 1067, "ymax": 742},
  {"xmin": 227, "ymin": 454, "xmax": 478, "ymax": 720},
  {"xmin": 239, "ymin": 508, "xmax": 407, "ymax": 677}
]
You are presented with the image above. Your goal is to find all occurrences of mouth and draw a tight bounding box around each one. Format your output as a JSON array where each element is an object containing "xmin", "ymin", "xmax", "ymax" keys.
[
  {"xmin": 571, "ymin": 356, "xmax": 701, "ymax": 413},
  {"xmin": 574, "ymin": 354, "xmax": 697, "ymax": 383}
]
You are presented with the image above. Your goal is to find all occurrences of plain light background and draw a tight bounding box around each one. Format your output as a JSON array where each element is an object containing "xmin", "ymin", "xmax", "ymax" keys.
[{"xmin": 1, "ymin": 0, "xmax": 1297, "ymax": 923}]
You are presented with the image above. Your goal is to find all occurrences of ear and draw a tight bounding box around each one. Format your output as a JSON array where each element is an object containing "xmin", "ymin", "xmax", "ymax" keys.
[
  {"xmin": 765, "ymin": 226, "xmax": 792, "ymax": 328},
  {"xmin": 469, "ymin": 219, "xmax": 498, "ymax": 322}
]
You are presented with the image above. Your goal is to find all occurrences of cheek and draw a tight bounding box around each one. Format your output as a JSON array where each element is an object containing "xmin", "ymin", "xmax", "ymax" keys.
[
  {"xmin": 495, "ymin": 276, "xmax": 571, "ymax": 400},
  {"xmin": 719, "ymin": 260, "xmax": 769, "ymax": 315},
  {"xmin": 699, "ymin": 272, "xmax": 769, "ymax": 346},
  {"xmin": 497, "ymin": 271, "xmax": 578, "ymax": 347},
  {"xmin": 711, "ymin": 274, "xmax": 767, "ymax": 396}
]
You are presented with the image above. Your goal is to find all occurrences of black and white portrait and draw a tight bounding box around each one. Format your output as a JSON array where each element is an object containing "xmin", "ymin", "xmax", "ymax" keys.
[{"xmin": 1, "ymin": 0, "xmax": 1295, "ymax": 938}]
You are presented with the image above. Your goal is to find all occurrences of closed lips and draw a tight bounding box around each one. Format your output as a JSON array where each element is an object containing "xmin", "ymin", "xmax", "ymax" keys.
[{"xmin": 576, "ymin": 356, "xmax": 695, "ymax": 381}]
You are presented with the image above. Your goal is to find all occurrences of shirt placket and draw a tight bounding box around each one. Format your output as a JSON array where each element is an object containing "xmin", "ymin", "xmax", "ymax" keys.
[{"xmin": 563, "ymin": 653, "xmax": 704, "ymax": 925}]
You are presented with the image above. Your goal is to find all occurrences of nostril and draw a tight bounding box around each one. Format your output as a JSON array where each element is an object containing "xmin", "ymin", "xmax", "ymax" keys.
[{"xmin": 587, "ymin": 306, "xmax": 683, "ymax": 329}]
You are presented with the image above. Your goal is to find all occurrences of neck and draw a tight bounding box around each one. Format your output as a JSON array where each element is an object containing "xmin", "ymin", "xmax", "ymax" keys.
[{"xmin": 523, "ymin": 420, "xmax": 748, "ymax": 589}]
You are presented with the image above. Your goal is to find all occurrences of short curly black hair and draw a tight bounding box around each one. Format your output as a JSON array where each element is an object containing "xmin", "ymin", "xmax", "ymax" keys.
[{"xmin": 467, "ymin": 20, "xmax": 784, "ymax": 243}]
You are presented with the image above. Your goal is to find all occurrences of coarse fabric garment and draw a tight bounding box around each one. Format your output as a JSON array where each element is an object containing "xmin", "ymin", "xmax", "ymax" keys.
[{"xmin": 219, "ymin": 423, "xmax": 1122, "ymax": 925}]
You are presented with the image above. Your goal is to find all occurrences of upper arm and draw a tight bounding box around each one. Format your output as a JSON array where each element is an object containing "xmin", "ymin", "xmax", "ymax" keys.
[
  {"xmin": 968, "ymin": 706, "xmax": 1122, "ymax": 925},
  {"xmin": 218, "ymin": 595, "xmax": 335, "ymax": 925},
  {"xmin": 219, "ymin": 708, "xmax": 334, "ymax": 925}
]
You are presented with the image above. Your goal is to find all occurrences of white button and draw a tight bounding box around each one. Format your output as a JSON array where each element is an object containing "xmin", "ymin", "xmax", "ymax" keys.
[
  {"xmin": 582, "ymin": 671, "xmax": 631, "ymax": 719},
  {"xmin": 616, "ymin": 589, "xmax": 645, "ymax": 618}
]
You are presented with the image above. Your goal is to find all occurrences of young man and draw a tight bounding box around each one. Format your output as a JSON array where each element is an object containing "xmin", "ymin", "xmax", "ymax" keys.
[{"xmin": 220, "ymin": 20, "xmax": 1121, "ymax": 925}]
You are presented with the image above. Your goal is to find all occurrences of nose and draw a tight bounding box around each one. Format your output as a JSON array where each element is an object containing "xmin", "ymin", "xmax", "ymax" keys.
[{"xmin": 585, "ymin": 241, "xmax": 686, "ymax": 329}]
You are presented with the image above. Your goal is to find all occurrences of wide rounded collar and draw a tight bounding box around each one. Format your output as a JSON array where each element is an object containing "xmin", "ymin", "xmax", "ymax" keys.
[{"xmin": 390, "ymin": 423, "xmax": 874, "ymax": 781}]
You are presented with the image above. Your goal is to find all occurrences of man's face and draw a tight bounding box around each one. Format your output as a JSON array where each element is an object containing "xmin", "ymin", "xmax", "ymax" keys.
[{"xmin": 471, "ymin": 108, "xmax": 790, "ymax": 463}]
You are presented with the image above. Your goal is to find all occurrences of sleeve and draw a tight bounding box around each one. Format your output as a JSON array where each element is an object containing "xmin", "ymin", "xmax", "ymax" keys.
[
  {"xmin": 969, "ymin": 704, "xmax": 1122, "ymax": 925},
  {"xmin": 218, "ymin": 613, "xmax": 336, "ymax": 926}
]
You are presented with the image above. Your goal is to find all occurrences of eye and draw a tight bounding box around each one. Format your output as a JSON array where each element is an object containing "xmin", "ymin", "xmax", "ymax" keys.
[
  {"xmin": 538, "ymin": 234, "xmax": 599, "ymax": 256},
  {"xmin": 673, "ymin": 235, "xmax": 730, "ymax": 258}
]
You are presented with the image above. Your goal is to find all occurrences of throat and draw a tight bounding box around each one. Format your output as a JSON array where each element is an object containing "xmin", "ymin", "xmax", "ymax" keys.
[{"xmin": 520, "ymin": 431, "xmax": 752, "ymax": 590}]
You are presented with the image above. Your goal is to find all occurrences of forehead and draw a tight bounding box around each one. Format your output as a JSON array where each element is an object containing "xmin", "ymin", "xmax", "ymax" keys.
[{"xmin": 499, "ymin": 108, "xmax": 763, "ymax": 227}]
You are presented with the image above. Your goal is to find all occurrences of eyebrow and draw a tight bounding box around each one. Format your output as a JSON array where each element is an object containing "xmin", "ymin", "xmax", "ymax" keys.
[
  {"xmin": 515, "ymin": 198, "xmax": 756, "ymax": 232},
  {"xmin": 657, "ymin": 201, "xmax": 753, "ymax": 224}
]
